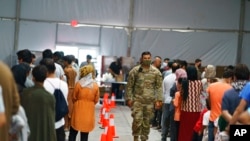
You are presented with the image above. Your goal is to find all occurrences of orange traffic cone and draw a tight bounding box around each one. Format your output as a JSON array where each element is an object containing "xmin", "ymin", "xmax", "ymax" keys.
[
  {"xmin": 103, "ymin": 112, "xmax": 109, "ymax": 127},
  {"xmin": 100, "ymin": 111, "xmax": 109, "ymax": 129},
  {"xmin": 103, "ymin": 93, "xmax": 110, "ymax": 111},
  {"xmin": 98, "ymin": 107, "xmax": 106, "ymax": 124},
  {"xmin": 100, "ymin": 126, "xmax": 108, "ymax": 141},
  {"xmin": 110, "ymin": 93, "xmax": 116, "ymax": 108},
  {"xmin": 107, "ymin": 114, "xmax": 119, "ymax": 138}
]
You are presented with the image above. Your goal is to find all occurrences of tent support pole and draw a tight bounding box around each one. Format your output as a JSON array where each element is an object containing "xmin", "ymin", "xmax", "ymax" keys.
[
  {"xmin": 127, "ymin": 0, "xmax": 134, "ymax": 57},
  {"xmin": 236, "ymin": 0, "xmax": 246, "ymax": 64},
  {"xmin": 13, "ymin": 0, "xmax": 21, "ymax": 66}
]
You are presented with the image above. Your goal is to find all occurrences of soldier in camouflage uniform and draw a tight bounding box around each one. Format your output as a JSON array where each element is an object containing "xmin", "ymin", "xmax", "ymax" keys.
[{"xmin": 126, "ymin": 51, "xmax": 163, "ymax": 141}]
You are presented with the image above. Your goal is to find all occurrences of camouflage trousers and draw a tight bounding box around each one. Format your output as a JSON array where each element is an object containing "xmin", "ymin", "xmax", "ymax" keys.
[{"xmin": 131, "ymin": 100, "xmax": 154, "ymax": 141}]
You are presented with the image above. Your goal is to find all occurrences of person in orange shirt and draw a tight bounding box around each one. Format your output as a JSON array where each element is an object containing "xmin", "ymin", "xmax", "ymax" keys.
[
  {"xmin": 63, "ymin": 55, "xmax": 77, "ymax": 130},
  {"xmin": 173, "ymin": 78, "xmax": 183, "ymax": 141},
  {"xmin": 172, "ymin": 68, "xmax": 187, "ymax": 141},
  {"xmin": 69, "ymin": 65, "xmax": 99, "ymax": 141},
  {"xmin": 207, "ymin": 70, "xmax": 233, "ymax": 141}
]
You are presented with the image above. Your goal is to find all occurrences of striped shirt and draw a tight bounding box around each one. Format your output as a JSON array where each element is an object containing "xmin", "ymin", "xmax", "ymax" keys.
[{"xmin": 181, "ymin": 80, "xmax": 203, "ymax": 112}]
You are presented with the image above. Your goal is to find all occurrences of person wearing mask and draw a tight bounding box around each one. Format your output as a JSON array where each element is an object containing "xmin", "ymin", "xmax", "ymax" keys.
[
  {"xmin": 151, "ymin": 56, "xmax": 162, "ymax": 130},
  {"xmin": 126, "ymin": 51, "xmax": 163, "ymax": 141},
  {"xmin": 161, "ymin": 62, "xmax": 179, "ymax": 141},
  {"xmin": 21, "ymin": 65, "xmax": 56, "ymax": 141},
  {"xmin": 41, "ymin": 58, "xmax": 69, "ymax": 141},
  {"xmin": 0, "ymin": 61, "xmax": 20, "ymax": 141},
  {"xmin": 69, "ymin": 65, "xmax": 99, "ymax": 141}
]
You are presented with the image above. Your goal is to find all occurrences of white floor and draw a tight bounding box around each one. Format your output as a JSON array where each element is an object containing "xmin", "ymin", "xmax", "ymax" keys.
[{"xmin": 66, "ymin": 103, "xmax": 170, "ymax": 141}]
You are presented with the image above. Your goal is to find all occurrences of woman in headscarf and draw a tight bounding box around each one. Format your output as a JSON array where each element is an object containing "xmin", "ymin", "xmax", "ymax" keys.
[
  {"xmin": 200, "ymin": 65, "xmax": 217, "ymax": 110},
  {"xmin": 69, "ymin": 65, "xmax": 99, "ymax": 141},
  {"xmin": 178, "ymin": 66, "xmax": 203, "ymax": 141}
]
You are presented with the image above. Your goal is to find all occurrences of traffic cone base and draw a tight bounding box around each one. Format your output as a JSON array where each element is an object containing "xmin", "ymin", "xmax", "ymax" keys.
[{"xmin": 100, "ymin": 127, "xmax": 108, "ymax": 141}]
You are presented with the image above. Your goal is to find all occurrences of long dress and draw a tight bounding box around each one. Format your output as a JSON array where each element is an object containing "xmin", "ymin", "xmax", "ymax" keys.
[{"xmin": 178, "ymin": 80, "xmax": 202, "ymax": 141}]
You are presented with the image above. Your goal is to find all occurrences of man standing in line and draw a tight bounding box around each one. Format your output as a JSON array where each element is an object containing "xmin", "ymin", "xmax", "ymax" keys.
[
  {"xmin": 126, "ymin": 51, "xmax": 163, "ymax": 141},
  {"xmin": 40, "ymin": 58, "xmax": 69, "ymax": 141},
  {"xmin": 150, "ymin": 56, "xmax": 162, "ymax": 130},
  {"xmin": 21, "ymin": 65, "xmax": 56, "ymax": 141},
  {"xmin": 161, "ymin": 62, "xmax": 179, "ymax": 141}
]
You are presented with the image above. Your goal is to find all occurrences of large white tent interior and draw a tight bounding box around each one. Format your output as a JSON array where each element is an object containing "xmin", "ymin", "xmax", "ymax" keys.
[{"xmin": 1, "ymin": 0, "xmax": 250, "ymax": 72}]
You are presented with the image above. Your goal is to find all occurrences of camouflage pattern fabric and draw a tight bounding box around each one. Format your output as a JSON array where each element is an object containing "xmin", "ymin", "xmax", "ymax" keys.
[{"xmin": 126, "ymin": 65, "xmax": 163, "ymax": 140}]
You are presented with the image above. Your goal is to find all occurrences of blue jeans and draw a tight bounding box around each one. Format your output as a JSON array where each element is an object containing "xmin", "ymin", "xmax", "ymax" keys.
[
  {"xmin": 208, "ymin": 121, "xmax": 214, "ymax": 141},
  {"xmin": 161, "ymin": 103, "xmax": 171, "ymax": 141}
]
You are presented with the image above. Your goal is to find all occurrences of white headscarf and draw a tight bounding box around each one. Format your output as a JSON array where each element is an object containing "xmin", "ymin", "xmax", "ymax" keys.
[{"xmin": 78, "ymin": 73, "xmax": 94, "ymax": 88}]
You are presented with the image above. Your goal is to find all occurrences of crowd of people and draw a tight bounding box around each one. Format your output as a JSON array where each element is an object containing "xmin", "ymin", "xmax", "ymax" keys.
[
  {"xmin": 1, "ymin": 49, "xmax": 250, "ymax": 141},
  {"xmin": 125, "ymin": 51, "xmax": 250, "ymax": 141},
  {"xmin": 0, "ymin": 48, "xmax": 99, "ymax": 141}
]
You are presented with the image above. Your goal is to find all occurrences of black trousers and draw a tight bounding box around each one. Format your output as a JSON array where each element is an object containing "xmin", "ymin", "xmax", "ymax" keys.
[
  {"xmin": 68, "ymin": 126, "xmax": 89, "ymax": 141},
  {"xmin": 56, "ymin": 125, "xmax": 65, "ymax": 141}
]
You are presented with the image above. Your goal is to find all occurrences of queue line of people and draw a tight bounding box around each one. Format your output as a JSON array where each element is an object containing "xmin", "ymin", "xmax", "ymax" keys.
[
  {"xmin": 0, "ymin": 48, "xmax": 99, "ymax": 141},
  {"xmin": 1, "ymin": 49, "xmax": 250, "ymax": 141},
  {"xmin": 125, "ymin": 51, "xmax": 250, "ymax": 141}
]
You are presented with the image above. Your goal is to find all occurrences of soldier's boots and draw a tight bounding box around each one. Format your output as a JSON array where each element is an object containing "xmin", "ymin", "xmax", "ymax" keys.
[{"xmin": 134, "ymin": 136, "xmax": 139, "ymax": 141}]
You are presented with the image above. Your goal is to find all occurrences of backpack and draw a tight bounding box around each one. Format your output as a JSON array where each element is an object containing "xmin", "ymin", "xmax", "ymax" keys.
[{"xmin": 47, "ymin": 80, "xmax": 68, "ymax": 122}]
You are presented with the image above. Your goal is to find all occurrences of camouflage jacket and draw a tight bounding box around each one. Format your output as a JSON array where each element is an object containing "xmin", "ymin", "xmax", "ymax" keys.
[{"xmin": 125, "ymin": 65, "xmax": 163, "ymax": 103}]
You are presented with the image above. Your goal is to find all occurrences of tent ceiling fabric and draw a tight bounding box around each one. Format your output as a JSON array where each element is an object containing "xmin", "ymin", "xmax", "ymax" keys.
[
  {"xmin": 133, "ymin": 0, "xmax": 240, "ymax": 29},
  {"xmin": 20, "ymin": 0, "xmax": 130, "ymax": 26},
  {"xmin": 0, "ymin": 21, "xmax": 15, "ymax": 65},
  {"xmin": 57, "ymin": 25, "xmax": 100, "ymax": 45},
  {"xmin": 0, "ymin": 0, "xmax": 16, "ymax": 18},
  {"xmin": 18, "ymin": 21, "xmax": 57, "ymax": 51},
  {"xmin": 242, "ymin": 34, "xmax": 250, "ymax": 67},
  {"xmin": 131, "ymin": 30, "xmax": 237, "ymax": 66},
  {"xmin": 100, "ymin": 28, "xmax": 128, "ymax": 57},
  {"xmin": 245, "ymin": 2, "xmax": 250, "ymax": 30}
]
